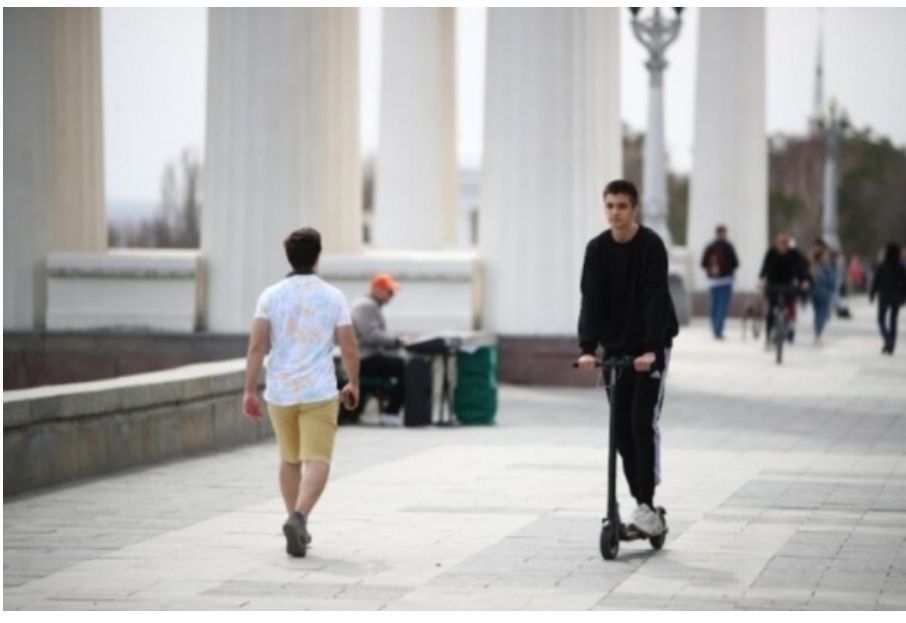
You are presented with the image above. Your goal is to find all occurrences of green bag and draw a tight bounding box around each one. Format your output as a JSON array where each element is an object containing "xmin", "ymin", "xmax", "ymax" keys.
[{"xmin": 453, "ymin": 346, "xmax": 498, "ymax": 425}]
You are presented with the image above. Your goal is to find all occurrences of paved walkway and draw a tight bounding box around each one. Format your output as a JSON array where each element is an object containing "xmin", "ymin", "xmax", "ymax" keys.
[{"xmin": 5, "ymin": 295, "xmax": 906, "ymax": 610}]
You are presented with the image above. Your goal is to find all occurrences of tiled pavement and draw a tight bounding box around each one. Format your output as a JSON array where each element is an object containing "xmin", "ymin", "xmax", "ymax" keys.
[{"xmin": 4, "ymin": 295, "xmax": 906, "ymax": 610}]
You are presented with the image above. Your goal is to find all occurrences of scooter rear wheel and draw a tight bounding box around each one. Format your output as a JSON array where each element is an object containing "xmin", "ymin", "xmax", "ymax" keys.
[
  {"xmin": 600, "ymin": 522, "xmax": 619, "ymax": 560},
  {"xmin": 649, "ymin": 533, "xmax": 666, "ymax": 550},
  {"xmin": 649, "ymin": 508, "xmax": 667, "ymax": 550}
]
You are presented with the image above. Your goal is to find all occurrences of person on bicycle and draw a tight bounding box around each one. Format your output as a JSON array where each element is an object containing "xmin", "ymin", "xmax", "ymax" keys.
[
  {"xmin": 758, "ymin": 232, "xmax": 810, "ymax": 343},
  {"xmin": 576, "ymin": 179, "xmax": 679, "ymax": 537}
]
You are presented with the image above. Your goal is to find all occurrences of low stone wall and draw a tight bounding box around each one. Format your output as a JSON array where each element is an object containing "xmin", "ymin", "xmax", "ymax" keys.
[
  {"xmin": 3, "ymin": 358, "xmax": 270, "ymax": 497},
  {"xmin": 6, "ymin": 250, "xmax": 482, "ymax": 390},
  {"xmin": 320, "ymin": 250, "xmax": 482, "ymax": 332},
  {"xmin": 497, "ymin": 336, "xmax": 588, "ymax": 387},
  {"xmin": 4, "ymin": 331, "xmax": 249, "ymax": 390},
  {"xmin": 46, "ymin": 249, "xmax": 203, "ymax": 332}
]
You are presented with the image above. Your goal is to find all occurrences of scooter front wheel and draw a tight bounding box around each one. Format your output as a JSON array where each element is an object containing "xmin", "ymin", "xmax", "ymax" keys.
[{"xmin": 600, "ymin": 521, "xmax": 619, "ymax": 560}]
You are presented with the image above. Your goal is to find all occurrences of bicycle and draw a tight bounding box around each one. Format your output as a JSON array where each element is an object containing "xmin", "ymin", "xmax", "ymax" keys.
[{"xmin": 764, "ymin": 284, "xmax": 799, "ymax": 365}]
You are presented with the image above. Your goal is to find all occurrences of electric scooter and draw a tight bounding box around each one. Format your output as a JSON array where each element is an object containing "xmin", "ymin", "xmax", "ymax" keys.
[{"xmin": 575, "ymin": 355, "xmax": 668, "ymax": 560}]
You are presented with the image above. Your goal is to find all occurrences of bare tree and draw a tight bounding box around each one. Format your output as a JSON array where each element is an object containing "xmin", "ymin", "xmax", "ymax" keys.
[{"xmin": 108, "ymin": 148, "xmax": 202, "ymax": 249}]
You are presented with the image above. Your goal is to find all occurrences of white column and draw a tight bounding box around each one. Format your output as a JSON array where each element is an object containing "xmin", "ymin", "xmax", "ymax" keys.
[
  {"xmin": 3, "ymin": 8, "xmax": 106, "ymax": 329},
  {"xmin": 642, "ymin": 68, "xmax": 671, "ymax": 246},
  {"xmin": 821, "ymin": 113, "xmax": 841, "ymax": 251},
  {"xmin": 687, "ymin": 8, "xmax": 767, "ymax": 293},
  {"xmin": 480, "ymin": 8, "xmax": 622, "ymax": 335},
  {"xmin": 822, "ymin": 147, "xmax": 839, "ymax": 251},
  {"xmin": 373, "ymin": 8, "xmax": 459, "ymax": 250},
  {"xmin": 203, "ymin": 8, "xmax": 360, "ymax": 332}
]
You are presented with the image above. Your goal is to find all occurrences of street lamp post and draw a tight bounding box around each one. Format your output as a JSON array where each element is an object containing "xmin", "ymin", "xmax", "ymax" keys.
[
  {"xmin": 819, "ymin": 99, "xmax": 845, "ymax": 251},
  {"xmin": 629, "ymin": 7, "xmax": 683, "ymax": 247}
]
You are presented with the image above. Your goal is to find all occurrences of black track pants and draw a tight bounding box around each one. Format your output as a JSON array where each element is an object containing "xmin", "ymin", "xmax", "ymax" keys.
[{"xmin": 606, "ymin": 349, "xmax": 671, "ymax": 507}]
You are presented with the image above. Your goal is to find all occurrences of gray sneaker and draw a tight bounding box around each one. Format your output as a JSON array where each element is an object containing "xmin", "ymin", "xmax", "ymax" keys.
[
  {"xmin": 630, "ymin": 503, "xmax": 665, "ymax": 537},
  {"xmin": 282, "ymin": 511, "xmax": 311, "ymax": 557}
]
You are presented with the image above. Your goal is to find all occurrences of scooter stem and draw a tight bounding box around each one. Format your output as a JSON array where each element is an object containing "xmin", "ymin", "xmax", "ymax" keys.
[{"xmin": 606, "ymin": 366, "xmax": 620, "ymax": 522}]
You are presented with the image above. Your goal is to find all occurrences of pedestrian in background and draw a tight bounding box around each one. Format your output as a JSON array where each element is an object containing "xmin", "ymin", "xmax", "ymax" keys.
[
  {"xmin": 700, "ymin": 224, "xmax": 739, "ymax": 340},
  {"xmin": 870, "ymin": 242, "xmax": 906, "ymax": 355},
  {"xmin": 810, "ymin": 245, "xmax": 837, "ymax": 343}
]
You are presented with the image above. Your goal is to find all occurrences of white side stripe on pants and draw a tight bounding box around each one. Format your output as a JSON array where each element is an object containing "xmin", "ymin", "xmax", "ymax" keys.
[{"xmin": 653, "ymin": 348, "xmax": 671, "ymax": 486}]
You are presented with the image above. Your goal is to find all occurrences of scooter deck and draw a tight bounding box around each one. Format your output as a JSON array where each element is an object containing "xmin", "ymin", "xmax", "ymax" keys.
[
  {"xmin": 612, "ymin": 507, "xmax": 669, "ymax": 541},
  {"xmin": 619, "ymin": 522, "xmax": 669, "ymax": 541}
]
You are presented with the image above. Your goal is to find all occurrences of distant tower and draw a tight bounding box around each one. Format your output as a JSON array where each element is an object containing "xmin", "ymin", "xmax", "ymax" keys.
[{"xmin": 810, "ymin": 9, "xmax": 824, "ymax": 133}]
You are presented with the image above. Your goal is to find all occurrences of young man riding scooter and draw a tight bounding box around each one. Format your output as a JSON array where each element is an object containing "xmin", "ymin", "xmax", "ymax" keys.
[{"xmin": 576, "ymin": 179, "xmax": 679, "ymax": 537}]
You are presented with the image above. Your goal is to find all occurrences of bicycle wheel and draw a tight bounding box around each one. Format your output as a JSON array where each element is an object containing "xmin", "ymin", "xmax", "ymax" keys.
[{"xmin": 774, "ymin": 309, "xmax": 785, "ymax": 365}]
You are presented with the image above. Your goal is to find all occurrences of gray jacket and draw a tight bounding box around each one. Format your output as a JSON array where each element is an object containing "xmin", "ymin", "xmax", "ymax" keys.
[{"xmin": 351, "ymin": 295, "xmax": 400, "ymax": 359}]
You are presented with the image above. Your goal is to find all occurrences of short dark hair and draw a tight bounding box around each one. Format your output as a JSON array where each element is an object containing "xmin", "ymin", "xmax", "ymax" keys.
[
  {"xmin": 284, "ymin": 227, "xmax": 322, "ymax": 272},
  {"xmin": 716, "ymin": 224, "xmax": 727, "ymax": 235},
  {"xmin": 602, "ymin": 179, "xmax": 639, "ymax": 206}
]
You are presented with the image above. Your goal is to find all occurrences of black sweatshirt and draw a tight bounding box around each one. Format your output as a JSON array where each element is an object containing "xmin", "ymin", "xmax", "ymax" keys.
[
  {"xmin": 578, "ymin": 225, "xmax": 679, "ymax": 357},
  {"xmin": 870, "ymin": 260, "xmax": 906, "ymax": 304},
  {"xmin": 758, "ymin": 248, "xmax": 809, "ymax": 285}
]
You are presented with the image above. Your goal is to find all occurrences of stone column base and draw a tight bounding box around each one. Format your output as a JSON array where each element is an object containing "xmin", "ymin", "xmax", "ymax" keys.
[{"xmin": 498, "ymin": 336, "xmax": 592, "ymax": 387}]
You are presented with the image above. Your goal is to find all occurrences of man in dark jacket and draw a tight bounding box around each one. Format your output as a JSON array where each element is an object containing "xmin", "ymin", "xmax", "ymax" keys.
[
  {"xmin": 700, "ymin": 225, "xmax": 739, "ymax": 339},
  {"xmin": 870, "ymin": 242, "xmax": 906, "ymax": 354},
  {"xmin": 576, "ymin": 179, "xmax": 679, "ymax": 538}
]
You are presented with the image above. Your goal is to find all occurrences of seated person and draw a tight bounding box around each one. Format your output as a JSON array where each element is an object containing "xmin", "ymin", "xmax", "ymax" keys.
[{"xmin": 351, "ymin": 273, "xmax": 405, "ymax": 418}]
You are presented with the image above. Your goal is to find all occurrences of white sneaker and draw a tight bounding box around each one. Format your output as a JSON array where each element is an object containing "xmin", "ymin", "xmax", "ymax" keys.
[
  {"xmin": 379, "ymin": 413, "xmax": 402, "ymax": 427},
  {"xmin": 631, "ymin": 503, "xmax": 665, "ymax": 536}
]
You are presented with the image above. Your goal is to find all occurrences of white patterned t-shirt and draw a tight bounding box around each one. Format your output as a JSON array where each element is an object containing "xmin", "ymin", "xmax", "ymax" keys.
[{"xmin": 253, "ymin": 274, "xmax": 351, "ymax": 406}]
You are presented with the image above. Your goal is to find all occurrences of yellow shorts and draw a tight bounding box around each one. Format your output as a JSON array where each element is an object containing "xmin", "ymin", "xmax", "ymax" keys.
[{"xmin": 267, "ymin": 398, "xmax": 339, "ymax": 464}]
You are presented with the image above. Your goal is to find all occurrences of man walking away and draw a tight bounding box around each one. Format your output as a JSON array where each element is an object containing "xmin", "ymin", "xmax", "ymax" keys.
[
  {"xmin": 243, "ymin": 227, "xmax": 360, "ymax": 557},
  {"xmin": 700, "ymin": 224, "xmax": 739, "ymax": 340},
  {"xmin": 870, "ymin": 242, "xmax": 906, "ymax": 355}
]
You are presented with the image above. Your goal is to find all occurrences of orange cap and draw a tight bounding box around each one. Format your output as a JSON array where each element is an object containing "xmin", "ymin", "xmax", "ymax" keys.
[{"xmin": 370, "ymin": 273, "xmax": 400, "ymax": 292}]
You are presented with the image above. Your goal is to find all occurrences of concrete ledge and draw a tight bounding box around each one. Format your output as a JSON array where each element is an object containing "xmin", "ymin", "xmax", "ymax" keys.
[
  {"xmin": 47, "ymin": 250, "xmax": 200, "ymax": 279},
  {"xmin": 319, "ymin": 250, "xmax": 482, "ymax": 332},
  {"xmin": 4, "ymin": 331, "xmax": 248, "ymax": 390},
  {"xmin": 3, "ymin": 358, "xmax": 270, "ymax": 497},
  {"xmin": 46, "ymin": 249, "xmax": 203, "ymax": 333}
]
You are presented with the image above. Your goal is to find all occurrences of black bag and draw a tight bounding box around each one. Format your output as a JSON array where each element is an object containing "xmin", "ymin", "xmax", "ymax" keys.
[{"xmin": 403, "ymin": 356, "xmax": 433, "ymax": 427}]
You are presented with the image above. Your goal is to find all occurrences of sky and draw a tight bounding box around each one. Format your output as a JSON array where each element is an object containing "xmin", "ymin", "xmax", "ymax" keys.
[
  {"xmin": 102, "ymin": 7, "xmax": 906, "ymax": 207},
  {"xmin": 102, "ymin": 8, "xmax": 207, "ymax": 208}
]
